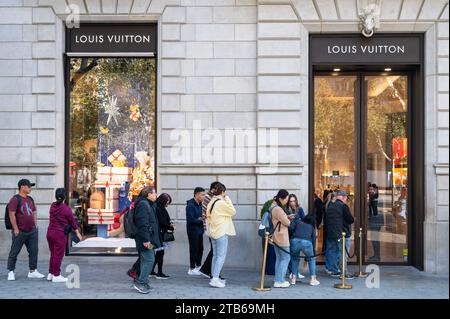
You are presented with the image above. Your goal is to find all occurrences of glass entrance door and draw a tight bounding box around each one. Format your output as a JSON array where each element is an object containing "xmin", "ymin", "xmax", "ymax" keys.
[
  {"xmin": 313, "ymin": 75, "xmax": 357, "ymax": 263},
  {"xmin": 364, "ymin": 75, "xmax": 409, "ymax": 263},
  {"xmin": 313, "ymin": 73, "xmax": 410, "ymax": 265}
]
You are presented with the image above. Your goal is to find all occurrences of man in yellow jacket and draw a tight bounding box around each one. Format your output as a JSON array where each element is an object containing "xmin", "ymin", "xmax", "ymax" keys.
[{"xmin": 205, "ymin": 182, "xmax": 236, "ymax": 288}]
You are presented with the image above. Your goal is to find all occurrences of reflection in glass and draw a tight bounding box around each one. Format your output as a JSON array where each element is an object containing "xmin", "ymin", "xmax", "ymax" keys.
[
  {"xmin": 365, "ymin": 75, "xmax": 408, "ymax": 263},
  {"xmin": 314, "ymin": 76, "xmax": 356, "ymax": 261},
  {"xmin": 69, "ymin": 58, "xmax": 156, "ymax": 254}
]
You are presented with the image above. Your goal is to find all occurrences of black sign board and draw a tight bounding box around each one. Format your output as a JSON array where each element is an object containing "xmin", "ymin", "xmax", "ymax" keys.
[
  {"xmin": 310, "ymin": 35, "xmax": 422, "ymax": 65},
  {"xmin": 66, "ymin": 24, "xmax": 157, "ymax": 54}
]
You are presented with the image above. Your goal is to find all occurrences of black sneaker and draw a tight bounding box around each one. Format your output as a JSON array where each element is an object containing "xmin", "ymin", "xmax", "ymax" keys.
[
  {"xmin": 330, "ymin": 272, "xmax": 341, "ymax": 278},
  {"xmin": 207, "ymin": 274, "xmax": 225, "ymax": 280},
  {"xmin": 133, "ymin": 282, "xmax": 153, "ymax": 294},
  {"xmin": 149, "ymin": 271, "xmax": 158, "ymax": 278},
  {"xmin": 340, "ymin": 274, "xmax": 355, "ymax": 280},
  {"xmin": 155, "ymin": 273, "xmax": 170, "ymax": 280}
]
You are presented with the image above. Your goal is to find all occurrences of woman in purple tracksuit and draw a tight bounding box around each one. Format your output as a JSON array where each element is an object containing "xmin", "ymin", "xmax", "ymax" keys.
[{"xmin": 46, "ymin": 188, "xmax": 82, "ymax": 283}]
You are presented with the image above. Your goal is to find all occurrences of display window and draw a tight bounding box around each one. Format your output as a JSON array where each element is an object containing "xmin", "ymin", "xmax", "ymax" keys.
[{"xmin": 65, "ymin": 24, "xmax": 157, "ymax": 254}]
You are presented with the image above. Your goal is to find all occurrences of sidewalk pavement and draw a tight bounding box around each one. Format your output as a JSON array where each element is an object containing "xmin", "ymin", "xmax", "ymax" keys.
[{"xmin": 0, "ymin": 257, "xmax": 448, "ymax": 299}]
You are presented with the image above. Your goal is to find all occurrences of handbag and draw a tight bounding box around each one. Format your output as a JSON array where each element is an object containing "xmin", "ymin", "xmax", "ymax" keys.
[
  {"xmin": 56, "ymin": 214, "xmax": 73, "ymax": 235},
  {"xmin": 163, "ymin": 230, "xmax": 175, "ymax": 242}
]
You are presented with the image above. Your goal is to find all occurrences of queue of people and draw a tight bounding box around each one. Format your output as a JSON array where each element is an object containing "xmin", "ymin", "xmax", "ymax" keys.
[{"xmin": 4, "ymin": 178, "xmax": 355, "ymax": 293}]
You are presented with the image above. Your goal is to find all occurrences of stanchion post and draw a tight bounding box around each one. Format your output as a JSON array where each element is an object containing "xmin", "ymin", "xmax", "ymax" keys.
[
  {"xmin": 334, "ymin": 232, "xmax": 352, "ymax": 289},
  {"xmin": 252, "ymin": 232, "xmax": 271, "ymax": 291},
  {"xmin": 354, "ymin": 227, "xmax": 369, "ymax": 278}
]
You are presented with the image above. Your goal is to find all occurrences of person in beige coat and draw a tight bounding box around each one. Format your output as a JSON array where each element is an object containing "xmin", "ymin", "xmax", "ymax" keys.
[
  {"xmin": 271, "ymin": 189, "xmax": 296, "ymax": 288},
  {"xmin": 206, "ymin": 182, "xmax": 236, "ymax": 288}
]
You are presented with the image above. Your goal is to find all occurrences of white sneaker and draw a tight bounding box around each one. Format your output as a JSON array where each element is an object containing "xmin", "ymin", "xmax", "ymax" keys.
[
  {"xmin": 310, "ymin": 278, "xmax": 320, "ymax": 286},
  {"xmin": 192, "ymin": 268, "xmax": 202, "ymax": 275},
  {"xmin": 209, "ymin": 277, "xmax": 226, "ymax": 288},
  {"xmin": 297, "ymin": 272, "xmax": 305, "ymax": 279},
  {"xmin": 289, "ymin": 276, "xmax": 296, "ymax": 285},
  {"xmin": 7, "ymin": 271, "xmax": 15, "ymax": 281},
  {"xmin": 52, "ymin": 275, "xmax": 68, "ymax": 283},
  {"xmin": 47, "ymin": 274, "xmax": 53, "ymax": 281},
  {"xmin": 188, "ymin": 268, "xmax": 201, "ymax": 276},
  {"xmin": 28, "ymin": 270, "xmax": 45, "ymax": 279},
  {"xmin": 273, "ymin": 281, "xmax": 290, "ymax": 288}
]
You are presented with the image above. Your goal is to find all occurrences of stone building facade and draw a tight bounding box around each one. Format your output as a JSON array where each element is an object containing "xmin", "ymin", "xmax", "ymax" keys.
[{"xmin": 0, "ymin": 0, "xmax": 448, "ymax": 273}]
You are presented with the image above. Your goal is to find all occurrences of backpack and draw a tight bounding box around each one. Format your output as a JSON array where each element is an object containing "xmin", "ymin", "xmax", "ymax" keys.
[
  {"xmin": 258, "ymin": 205, "xmax": 280, "ymax": 238},
  {"xmin": 123, "ymin": 202, "xmax": 138, "ymax": 239},
  {"xmin": 4, "ymin": 195, "xmax": 35, "ymax": 230}
]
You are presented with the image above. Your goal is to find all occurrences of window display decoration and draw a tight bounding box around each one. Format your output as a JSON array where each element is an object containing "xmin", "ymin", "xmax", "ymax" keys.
[
  {"xmin": 128, "ymin": 151, "xmax": 154, "ymax": 200},
  {"xmin": 129, "ymin": 104, "xmax": 141, "ymax": 122},
  {"xmin": 107, "ymin": 149, "xmax": 127, "ymax": 167},
  {"xmin": 90, "ymin": 190, "xmax": 105, "ymax": 209},
  {"xmin": 104, "ymin": 95, "xmax": 120, "ymax": 126},
  {"xmin": 69, "ymin": 57, "xmax": 156, "ymax": 252}
]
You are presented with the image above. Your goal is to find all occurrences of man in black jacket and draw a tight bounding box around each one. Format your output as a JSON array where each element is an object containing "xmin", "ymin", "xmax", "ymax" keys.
[
  {"xmin": 324, "ymin": 190, "xmax": 354, "ymax": 279},
  {"xmin": 186, "ymin": 187, "xmax": 205, "ymax": 276},
  {"xmin": 133, "ymin": 186, "xmax": 162, "ymax": 294}
]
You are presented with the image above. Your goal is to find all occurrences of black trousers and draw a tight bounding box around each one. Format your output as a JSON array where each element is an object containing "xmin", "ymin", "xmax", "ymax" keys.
[
  {"xmin": 131, "ymin": 257, "xmax": 140, "ymax": 275},
  {"xmin": 7, "ymin": 229, "xmax": 39, "ymax": 271},
  {"xmin": 151, "ymin": 250, "xmax": 165, "ymax": 274},
  {"xmin": 188, "ymin": 234, "xmax": 204, "ymax": 269},
  {"xmin": 200, "ymin": 238, "xmax": 213, "ymax": 275}
]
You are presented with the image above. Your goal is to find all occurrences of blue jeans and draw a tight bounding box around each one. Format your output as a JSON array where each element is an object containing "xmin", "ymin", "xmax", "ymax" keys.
[
  {"xmin": 273, "ymin": 245, "xmax": 290, "ymax": 283},
  {"xmin": 136, "ymin": 248, "xmax": 155, "ymax": 285},
  {"xmin": 325, "ymin": 238, "xmax": 339, "ymax": 273},
  {"xmin": 338, "ymin": 237, "xmax": 351, "ymax": 275},
  {"xmin": 290, "ymin": 238, "xmax": 316, "ymax": 277},
  {"xmin": 211, "ymin": 235, "xmax": 228, "ymax": 278}
]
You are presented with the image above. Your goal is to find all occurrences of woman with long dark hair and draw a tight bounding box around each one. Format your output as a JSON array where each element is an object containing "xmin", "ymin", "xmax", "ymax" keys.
[
  {"xmin": 151, "ymin": 193, "xmax": 174, "ymax": 279},
  {"xmin": 46, "ymin": 188, "xmax": 82, "ymax": 283},
  {"xmin": 271, "ymin": 189, "xmax": 295, "ymax": 288},
  {"xmin": 286, "ymin": 194, "xmax": 305, "ymax": 219},
  {"xmin": 286, "ymin": 194, "xmax": 306, "ymax": 280}
]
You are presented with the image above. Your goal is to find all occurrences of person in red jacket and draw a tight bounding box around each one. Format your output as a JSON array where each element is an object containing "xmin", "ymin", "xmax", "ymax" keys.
[{"xmin": 46, "ymin": 188, "xmax": 82, "ymax": 283}]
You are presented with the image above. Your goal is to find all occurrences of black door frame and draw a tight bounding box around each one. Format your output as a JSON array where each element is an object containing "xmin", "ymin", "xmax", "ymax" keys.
[{"xmin": 309, "ymin": 34, "xmax": 424, "ymax": 270}]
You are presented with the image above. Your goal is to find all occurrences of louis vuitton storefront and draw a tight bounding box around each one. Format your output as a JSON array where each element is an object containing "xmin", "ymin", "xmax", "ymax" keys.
[{"xmin": 0, "ymin": 1, "xmax": 447, "ymax": 273}]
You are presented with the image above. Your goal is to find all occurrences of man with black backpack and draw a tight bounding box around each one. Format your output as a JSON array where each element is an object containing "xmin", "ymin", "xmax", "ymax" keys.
[
  {"xmin": 5, "ymin": 179, "xmax": 45, "ymax": 280},
  {"xmin": 131, "ymin": 186, "xmax": 162, "ymax": 294}
]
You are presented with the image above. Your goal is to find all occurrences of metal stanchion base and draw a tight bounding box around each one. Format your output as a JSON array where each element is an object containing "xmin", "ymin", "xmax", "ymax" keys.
[
  {"xmin": 252, "ymin": 287, "xmax": 271, "ymax": 292},
  {"xmin": 334, "ymin": 283, "xmax": 352, "ymax": 289},
  {"xmin": 353, "ymin": 272, "xmax": 369, "ymax": 278}
]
